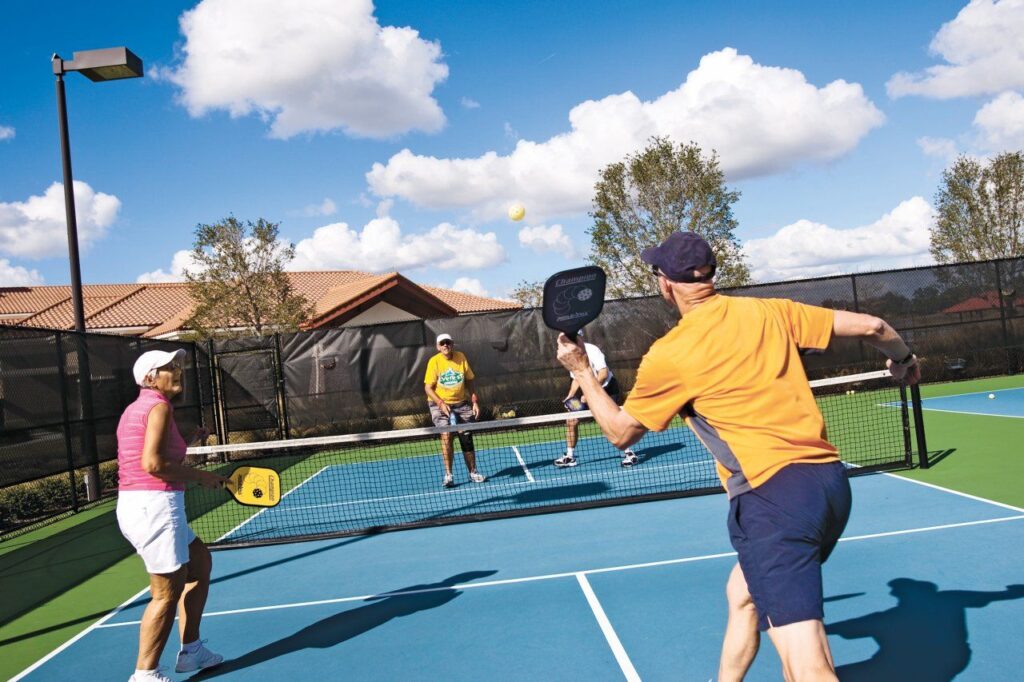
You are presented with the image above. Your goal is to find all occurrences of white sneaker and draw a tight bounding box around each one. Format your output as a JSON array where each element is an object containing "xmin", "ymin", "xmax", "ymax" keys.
[
  {"xmin": 443, "ymin": 473, "xmax": 455, "ymax": 488},
  {"xmin": 554, "ymin": 453, "xmax": 578, "ymax": 467},
  {"xmin": 621, "ymin": 450, "xmax": 639, "ymax": 467},
  {"xmin": 469, "ymin": 471, "xmax": 486, "ymax": 483},
  {"xmin": 129, "ymin": 669, "xmax": 172, "ymax": 682},
  {"xmin": 175, "ymin": 641, "xmax": 224, "ymax": 673}
]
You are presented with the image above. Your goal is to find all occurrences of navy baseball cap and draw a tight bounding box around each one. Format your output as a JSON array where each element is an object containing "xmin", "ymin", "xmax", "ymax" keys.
[{"xmin": 641, "ymin": 231, "xmax": 717, "ymax": 283}]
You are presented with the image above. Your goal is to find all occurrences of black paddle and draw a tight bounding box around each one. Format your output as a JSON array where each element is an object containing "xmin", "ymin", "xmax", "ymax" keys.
[{"xmin": 542, "ymin": 266, "xmax": 606, "ymax": 341}]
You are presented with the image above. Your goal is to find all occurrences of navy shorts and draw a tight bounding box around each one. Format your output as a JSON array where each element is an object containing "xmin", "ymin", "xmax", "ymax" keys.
[{"xmin": 727, "ymin": 461, "xmax": 851, "ymax": 631}]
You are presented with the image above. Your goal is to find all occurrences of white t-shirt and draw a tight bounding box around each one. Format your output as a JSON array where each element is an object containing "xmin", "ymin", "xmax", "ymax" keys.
[{"xmin": 569, "ymin": 342, "xmax": 612, "ymax": 387}]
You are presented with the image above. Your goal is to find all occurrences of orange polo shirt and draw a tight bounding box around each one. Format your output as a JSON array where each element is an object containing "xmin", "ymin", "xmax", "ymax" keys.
[{"xmin": 623, "ymin": 294, "xmax": 838, "ymax": 497}]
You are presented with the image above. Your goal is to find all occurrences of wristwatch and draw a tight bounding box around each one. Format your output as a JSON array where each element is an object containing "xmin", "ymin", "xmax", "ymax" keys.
[{"xmin": 893, "ymin": 350, "xmax": 916, "ymax": 366}]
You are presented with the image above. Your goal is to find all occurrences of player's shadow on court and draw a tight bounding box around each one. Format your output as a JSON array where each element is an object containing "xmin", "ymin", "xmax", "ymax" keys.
[
  {"xmin": 195, "ymin": 570, "xmax": 497, "ymax": 678},
  {"xmin": 826, "ymin": 578, "xmax": 1024, "ymax": 681}
]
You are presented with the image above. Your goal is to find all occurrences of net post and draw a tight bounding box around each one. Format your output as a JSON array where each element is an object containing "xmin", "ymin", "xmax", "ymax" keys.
[
  {"xmin": 910, "ymin": 383, "xmax": 929, "ymax": 468},
  {"xmin": 898, "ymin": 384, "xmax": 912, "ymax": 467}
]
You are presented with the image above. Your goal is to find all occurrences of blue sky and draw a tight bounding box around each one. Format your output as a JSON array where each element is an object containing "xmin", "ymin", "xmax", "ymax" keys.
[{"xmin": 1, "ymin": 0, "xmax": 1023, "ymax": 298}]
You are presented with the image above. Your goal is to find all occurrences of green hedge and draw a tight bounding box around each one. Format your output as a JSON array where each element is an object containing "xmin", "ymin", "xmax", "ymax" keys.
[{"xmin": 0, "ymin": 462, "xmax": 119, "ymax": 533}]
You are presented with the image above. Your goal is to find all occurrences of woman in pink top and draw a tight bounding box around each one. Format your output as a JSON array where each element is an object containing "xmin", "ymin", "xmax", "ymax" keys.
[{"xmin": 116, "ymin": 349, "xmax": 226, "ymax": 682}]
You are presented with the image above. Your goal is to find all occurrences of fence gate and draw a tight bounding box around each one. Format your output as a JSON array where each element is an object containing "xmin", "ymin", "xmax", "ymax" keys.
[{"xmin": 213, "ymin": 349, "xmax": 285, "ymax": 441}]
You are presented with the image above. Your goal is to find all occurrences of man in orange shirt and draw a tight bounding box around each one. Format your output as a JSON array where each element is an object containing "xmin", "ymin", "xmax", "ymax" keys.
[{"xmin": 556, "ymin": 231, "xmax": 920, "ymax": 682}]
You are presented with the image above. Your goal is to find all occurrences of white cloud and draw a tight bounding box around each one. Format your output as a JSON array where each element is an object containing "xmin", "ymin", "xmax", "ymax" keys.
[
  {"xmin": 743, "ymin": 197, "xmax": 936, "ymax": 282},
  {"xmin": 887, "ymin": 0, "xmax": 1024, "ymax": 99},
  {"xmin": 367, "ymin": 48, "xmax": 883, "ymax": 221},
  {"xmin": 289, "ymin": 217, "xmax": 505, "ymax": 272},
  {"xmin": 518, "ymin": 224, "xmax": 575, "ymax": 258},
  {"xmin": 0, "ymin": 125, "xmax": 14, "ymax": 141},
  {"xmin": 0, "ymin": 182, "xmax": 120, "ymax": 259},
  {"xmin": 162, "ymin": 0, "xmax": 448, "ymax": 139},
  {"xmin": 461, "ymin": 97, "xmax": 480, "ymax": 109},
  {"xmin": 300, "ymin": 198, "xmax": 337, "ymax": 217},
  {"xmin": 973, "ymin": 90, "xmax": 1024, "ymax": 151},
  {"xmin": 137, "ymin": 250, "xmax": 198, "ymax": 283},
  {"xmin": 0, "ymin": 259, "xmax": 43, "ymax": 286},
  {"xmin": 917, "ymin": 136, "xmax": 960, "ymax": 163},
  {"xmin": 448, "ymin": 277, "xmax": 488, "ymax": 297}
]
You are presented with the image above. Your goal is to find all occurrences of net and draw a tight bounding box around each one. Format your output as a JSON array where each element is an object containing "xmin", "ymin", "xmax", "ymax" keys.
[{"xmin": 185, "ymin": 370, "xmax": 915, "ymax": 547}]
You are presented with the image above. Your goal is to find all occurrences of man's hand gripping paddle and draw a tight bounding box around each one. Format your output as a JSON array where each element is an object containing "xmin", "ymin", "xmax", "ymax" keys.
[
  {"xmin": 224, "ymin": 466, "xmax": 281, "ymax": 507},
  {"xmin": 542, "ymin": 266, "xmax": 606, "ymax": 341}
]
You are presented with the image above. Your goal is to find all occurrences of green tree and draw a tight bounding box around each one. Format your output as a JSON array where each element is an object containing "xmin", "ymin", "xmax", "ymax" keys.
[
  {"xmin": 184, "ymin": 217, "xmax": 313, "ymax": 338},
  {"xmin": 588, "ymin": 136, "xmax": 751, "ymax": 298},
  {"xmin": 931, "ymin": 151, "xmax": 1024, "ymax": 264},
  {"xmin": 510, "ymin": 280, "xmax": 543, "ymax": 307}
]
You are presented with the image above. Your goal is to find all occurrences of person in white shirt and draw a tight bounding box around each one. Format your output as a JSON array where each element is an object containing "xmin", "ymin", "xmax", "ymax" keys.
[{"xmin": 553, "ymin": 330, "xmax": 639, "ymax": 468}]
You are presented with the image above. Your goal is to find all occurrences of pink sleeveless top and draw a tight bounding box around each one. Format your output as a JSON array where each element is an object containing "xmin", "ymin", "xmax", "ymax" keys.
[{"xmin": 117, "ymin": 389, "xmax": 187, "ymax": 492}]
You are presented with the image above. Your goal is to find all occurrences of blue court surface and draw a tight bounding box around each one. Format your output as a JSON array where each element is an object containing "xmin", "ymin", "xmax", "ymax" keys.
[
  {"xmin": 918, "ymin": 387, "xmax": 1024, "ymax": 418},
  {"xmin": 15, "ymin": 472, "xmax": 1024, "ymax": 681}
]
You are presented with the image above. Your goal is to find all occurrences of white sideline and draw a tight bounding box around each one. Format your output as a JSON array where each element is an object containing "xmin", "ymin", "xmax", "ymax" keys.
[
  {"xmin": 511, "ymin": 445, "xmax": 535, "ymax": 483},
  {"xmin": 10, "ymin": 585, "xmax": 152, "ymax": 682},
  {"xmin": 577, "ymin": 573, "xmax": 641, "ymax": 682}
]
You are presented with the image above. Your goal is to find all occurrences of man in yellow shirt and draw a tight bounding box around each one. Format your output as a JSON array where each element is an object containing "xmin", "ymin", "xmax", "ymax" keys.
[
  {"xmin": 556, "ymin": 231, "xmax": 920, "ymax": 682},
  {"xmin": 425, "ymin": 333, "xmax": 485, "ymax": 488}
]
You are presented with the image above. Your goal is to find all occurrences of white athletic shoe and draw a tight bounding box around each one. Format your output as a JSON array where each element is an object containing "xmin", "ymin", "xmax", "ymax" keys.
[
  {"xmin": 443, "ymin": 473, "xmax": 455, "ymax": 488},
  {"xmin": 621, "ymin": 450, "xmax": 639, "ymax": 467},
  {"xmin": 554, "ymin": 453, "xmax": 578, "ymax": 467},
  {"xmin": 129, "ymin": 668, "xmax": 172, "ymax": 682},
  {"xmin": 175, "ymin": 641, "xmax": 224, "ymax": 673},
  {"xmin": 469, "ymin": 471, "xmax": 486, "ymax": 483}
]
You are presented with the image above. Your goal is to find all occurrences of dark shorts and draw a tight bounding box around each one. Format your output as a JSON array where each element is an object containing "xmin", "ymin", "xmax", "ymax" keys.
[
  {"xmin": 428, "ymin": 401, "xmax": 476, "ymax": 452},
  {"xmin": 727, "ymin": 461, "xmax": 851, "ymax": 631}
]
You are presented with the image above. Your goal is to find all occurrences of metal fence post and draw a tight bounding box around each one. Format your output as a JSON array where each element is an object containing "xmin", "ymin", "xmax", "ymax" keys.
[
  {"xmin": 54, "ymin": 331, "xmax": 79, "ymax": 512},
  {"xmin": 274, "ymin": 333, "xmax": 291, "ymax": 439},
  {"xmin": 994, "ymin": 260, "xmax": 1012, "ymax": 374}
]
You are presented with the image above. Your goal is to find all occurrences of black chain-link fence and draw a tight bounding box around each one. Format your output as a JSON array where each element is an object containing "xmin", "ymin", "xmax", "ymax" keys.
[
  {"xmin": 3, "ymin": 255, "xmax": 1021, "ymax": 536},
  {"xmin": 205, "ymin": 257, "xmax": 1023, "ymax": 442},
  {"xmin": 0, "ymin": 328, "xmax": 202, "ymax": 534}
]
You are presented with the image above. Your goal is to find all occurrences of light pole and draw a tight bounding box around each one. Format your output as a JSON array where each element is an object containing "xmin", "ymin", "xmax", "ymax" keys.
[{"xmin": 52, "ymin": 47, "xmax": 143, "ymax": 501}]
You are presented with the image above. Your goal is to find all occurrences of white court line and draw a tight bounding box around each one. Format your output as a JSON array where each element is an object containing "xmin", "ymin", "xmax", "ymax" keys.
[
  {"xmin": 10, "ymin": 585, "xmax": 152, "ymax": 681},
  {"xmin": 882, "ymin": 471, "xmax": 1024, "ymax": 513},
  {"xmin": 217, "ymin": 465, "xmax": 330, "ymax": 542},
  {"xmin": 576, "ymin": 573, "xmax": 641, "ymax": 682},
  {"xmin": 914, "ymin": 406, "xmax": 1023, "ymax": 419},
  {"xmin": 511, "ymin": 445, "xmax": 535, "ymax": 483},
  {"xmin": 93, "ymin": 513, "xmax": 1024, "ymax": 629}
]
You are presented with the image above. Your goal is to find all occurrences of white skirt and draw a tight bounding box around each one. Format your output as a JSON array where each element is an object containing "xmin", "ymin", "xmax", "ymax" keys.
[{"xmin": 116, "ymin": 490, "xmax": 197, "ymax": 574}]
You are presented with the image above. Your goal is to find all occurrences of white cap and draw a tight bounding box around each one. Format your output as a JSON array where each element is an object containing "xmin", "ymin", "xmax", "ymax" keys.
[
  {"xmin": 133, "ymin": 349, "xmax": 186, "ymax": 387},
  {"xmin": 436, "ymin": 333, "xmax": 453, "ymax": 344}
]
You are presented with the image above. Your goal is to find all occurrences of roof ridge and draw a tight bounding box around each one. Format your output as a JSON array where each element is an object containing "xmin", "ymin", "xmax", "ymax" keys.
[{"xmin": 85, "ymin": 285, "xmax": 146, "ymax": 321}]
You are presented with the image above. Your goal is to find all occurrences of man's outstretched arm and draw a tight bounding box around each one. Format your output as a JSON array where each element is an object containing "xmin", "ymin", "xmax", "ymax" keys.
[{"xmin": 833, "ymin": 310, "xmax": 921, "ymax": 385}]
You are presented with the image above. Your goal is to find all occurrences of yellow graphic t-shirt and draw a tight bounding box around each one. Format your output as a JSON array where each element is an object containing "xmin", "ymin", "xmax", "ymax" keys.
[{"xmin": 424, "ymin": 351, "xmax": 475, "ymax": 404}]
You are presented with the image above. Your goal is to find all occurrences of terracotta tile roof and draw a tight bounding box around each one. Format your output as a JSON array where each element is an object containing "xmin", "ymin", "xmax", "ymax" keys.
[
  {"xmin": 0, "ymin": 287, "xmax": 71, "ymax": 315},
  {"xmin": 1, "ymin": 271, "xmax": 520, "ymax": 336},
  {"xmin": 311, "ymin": 274, "xmax": 395, "ymax": 319},
  {"xmin": 943, "ymin": 290, "xmax": 1024, "ymax": 314},
  {"xmin": 423, "ymin": 286, "xmax": 520, "ymax": 312}
]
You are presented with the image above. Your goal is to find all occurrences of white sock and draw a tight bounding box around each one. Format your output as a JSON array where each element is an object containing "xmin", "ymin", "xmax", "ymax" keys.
[
  {"xmin": 134, "ymin": 671, "xmax": 156, "ymax": 679},
  {"xmin": 566, "ymin": 446, "xmax": 575, "ymax": 457}
]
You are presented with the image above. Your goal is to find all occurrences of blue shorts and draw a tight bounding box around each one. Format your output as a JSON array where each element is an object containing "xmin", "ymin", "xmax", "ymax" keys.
[{"xmin": 727, "ymin": 461, "xmax": 851, "ymax": 631}]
